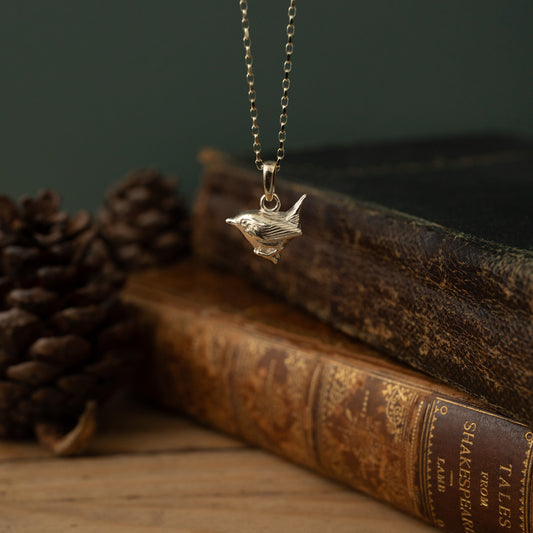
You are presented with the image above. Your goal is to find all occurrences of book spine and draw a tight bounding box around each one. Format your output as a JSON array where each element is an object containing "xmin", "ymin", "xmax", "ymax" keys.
[
  {"xmin": 192, "ymin": 163, "xmax": 533, "ymax": 427},
  {"xmin": 132, "ymin": 291, "xmax": 533, "ymax": 533}
]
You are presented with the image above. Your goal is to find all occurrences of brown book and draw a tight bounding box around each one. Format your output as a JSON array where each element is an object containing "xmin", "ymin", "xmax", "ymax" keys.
[
  {"xmin": 192, "ymin": 134, "xmax": 533, "ymax": 427},
  {"xmin": 126, "ymin": 261, "xmax": 533, "ymax": 533}
]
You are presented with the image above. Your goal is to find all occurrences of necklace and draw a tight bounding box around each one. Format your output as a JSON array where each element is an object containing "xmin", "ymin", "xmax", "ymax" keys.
[{"xmin": 225, "ymin": 0, "xmax": 306, "ymax": 265}]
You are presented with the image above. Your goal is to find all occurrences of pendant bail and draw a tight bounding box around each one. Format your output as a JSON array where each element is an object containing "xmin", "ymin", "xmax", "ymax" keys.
[{"xmin": 262, "ymin": 161, "xmax": 277, "ymax": 203}]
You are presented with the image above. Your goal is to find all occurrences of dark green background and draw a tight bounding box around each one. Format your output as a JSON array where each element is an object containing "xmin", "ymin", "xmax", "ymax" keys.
[{"xmin": 1, "ymin": 1, "xmax": 532, "ymax": 211}]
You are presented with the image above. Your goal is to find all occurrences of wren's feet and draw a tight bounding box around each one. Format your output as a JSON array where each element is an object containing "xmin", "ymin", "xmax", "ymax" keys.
[{"xmin": 254, "ymin": 247, "xmax": 281, "ymax": 264}]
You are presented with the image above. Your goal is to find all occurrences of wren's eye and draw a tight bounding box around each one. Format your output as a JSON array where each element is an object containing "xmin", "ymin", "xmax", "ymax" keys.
[{"xmin": 242, "ymin": 219, "xmax": 252, "ymax": 230}]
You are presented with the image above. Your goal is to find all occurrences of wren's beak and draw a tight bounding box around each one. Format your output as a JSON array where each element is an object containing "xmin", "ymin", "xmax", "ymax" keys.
[{"xmin": 225, "ymin": 218, "xmax": 237, "ymax": 226}]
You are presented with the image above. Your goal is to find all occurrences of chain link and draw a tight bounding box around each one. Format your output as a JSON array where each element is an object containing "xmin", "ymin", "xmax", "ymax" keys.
[{"xmin": 239, "ymin": 0, "xmax": 296, "ymax": 172}]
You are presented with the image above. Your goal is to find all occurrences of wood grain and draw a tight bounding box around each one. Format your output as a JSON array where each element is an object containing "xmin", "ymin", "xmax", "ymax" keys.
[{"xmin": 0, "ymin": 394, "xmax": 435, "ymax": 532}]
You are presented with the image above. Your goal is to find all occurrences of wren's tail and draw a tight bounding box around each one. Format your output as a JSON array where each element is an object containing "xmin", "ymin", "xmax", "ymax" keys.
[{"xmin": 284, "ymin": 194, "xmax": 307, "ymax": 226}]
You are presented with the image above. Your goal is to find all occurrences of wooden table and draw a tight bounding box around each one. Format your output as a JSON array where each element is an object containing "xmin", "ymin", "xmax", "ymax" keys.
[{"xmin": 0, "ymin": 395, "xmax": 436, "ymax": 532}]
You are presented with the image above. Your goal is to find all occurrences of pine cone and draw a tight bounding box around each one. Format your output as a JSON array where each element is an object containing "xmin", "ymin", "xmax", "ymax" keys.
[
  {"xmin": 98, "ymin": 169, "xmax": 189, "ymax": 271},
  {"xmin": 0, "ymin": 190, "xmax": 138, "ymax": 449}
]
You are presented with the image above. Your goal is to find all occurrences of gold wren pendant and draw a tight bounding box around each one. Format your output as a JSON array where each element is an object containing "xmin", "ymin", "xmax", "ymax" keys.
[
  {"xmin": 226, "ymin": 161, "xmax": 305, "ymax": 264},
  {"xmin": 230, "ymin": 1, "xmax": 304, "ymax": 263}
]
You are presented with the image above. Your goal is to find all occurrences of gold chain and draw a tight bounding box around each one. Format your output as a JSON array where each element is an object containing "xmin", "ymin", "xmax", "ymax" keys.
[{"xmin": 239, "ymin": 0, "xmax": 296, "ymax": 172}]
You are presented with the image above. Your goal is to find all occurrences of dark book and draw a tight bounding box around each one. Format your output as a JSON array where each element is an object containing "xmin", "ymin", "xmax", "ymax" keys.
[
  {"xmin": 126, "ymin": 262, "xmax": 533, "ymax": 533},
  {"xmin": 192, "ymin": 134, "xmax": 533, "ymax": 426}
]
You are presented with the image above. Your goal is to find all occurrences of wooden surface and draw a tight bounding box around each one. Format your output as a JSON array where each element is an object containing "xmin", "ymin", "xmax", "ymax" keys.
[{"xmin": 0, "ymin": 394, "xmax": 436, "ymax": 533}]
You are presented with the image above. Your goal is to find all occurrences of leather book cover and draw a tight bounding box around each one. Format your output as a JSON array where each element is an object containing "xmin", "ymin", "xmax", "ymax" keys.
[
  {"xmin": 126, "ymin": 262, "xmax": 533, "ymax": 533},
  {"xmin": 192, "ymin": 134, "xmax": 533, "ymax": 427}
]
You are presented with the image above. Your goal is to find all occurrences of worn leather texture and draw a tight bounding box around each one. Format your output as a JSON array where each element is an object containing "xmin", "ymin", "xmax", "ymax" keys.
[
  {"xmin": 193, "ymin": 135, "xmax": 533, "ymax": 426},
  {"xmin": 126, "ymin": 263, "xmax": 533, "ymax": 533}
]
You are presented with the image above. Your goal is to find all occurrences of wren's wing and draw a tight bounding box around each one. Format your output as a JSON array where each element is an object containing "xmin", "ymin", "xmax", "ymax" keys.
[{"xmin": 256, "ymin": 216, "xmax": 302, "ymax": 245}]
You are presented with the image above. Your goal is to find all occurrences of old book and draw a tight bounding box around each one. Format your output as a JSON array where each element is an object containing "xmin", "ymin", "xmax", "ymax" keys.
[
  {"xmin": 192, "ymin": 134, "xmax": 533, "ymax": 426},
  {"xmin": 126, "ymin": 261, "xmax": 533, "ymax": 533}
]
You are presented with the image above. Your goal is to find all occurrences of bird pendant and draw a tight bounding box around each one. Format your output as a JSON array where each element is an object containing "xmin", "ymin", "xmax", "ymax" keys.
[{"xmin": 226, "ymin": 194, "xmax": 306, "ymax": 264}]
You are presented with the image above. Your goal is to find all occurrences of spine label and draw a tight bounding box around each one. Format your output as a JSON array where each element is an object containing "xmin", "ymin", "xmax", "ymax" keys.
[{"xmin": 421, "ymin": 398, "xmax": 533, "ymax": 532}]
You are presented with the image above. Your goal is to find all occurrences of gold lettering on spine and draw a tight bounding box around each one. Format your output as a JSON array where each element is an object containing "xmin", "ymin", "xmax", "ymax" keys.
[
  {"xmin": 498, "ymin": 464, "xmax": 513, "ymax": 529},
  {"xmin": 421, "ymin": 398, "xmax": 533, "ymax": 533},
  {"xmin": 480, "ymin": 471, "xmax": 489, "ymax": 508},
  {"xmin": 458, "ymin": 420, "xmax": 477, "ymax": 533}
]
